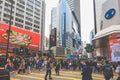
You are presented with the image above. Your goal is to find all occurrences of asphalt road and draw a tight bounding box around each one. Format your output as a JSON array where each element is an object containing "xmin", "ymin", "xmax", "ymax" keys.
[{"xmin": 10, "ymin": 70, "xmax": 117, "ymax": 80}]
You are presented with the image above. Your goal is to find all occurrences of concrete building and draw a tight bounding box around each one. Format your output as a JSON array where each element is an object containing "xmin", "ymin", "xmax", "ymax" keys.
[
  {"xmin": 0, "ymin": 0, "xmax": 46, "ymax": 50},
  {"xmin": 93, "ymin": 0, "xmax": 120, "ymax": 61}
]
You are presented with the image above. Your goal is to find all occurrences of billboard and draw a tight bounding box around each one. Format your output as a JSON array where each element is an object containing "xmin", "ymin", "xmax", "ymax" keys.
[
  {"xmin": 109, "ymin": 33, "xmax": 120, "ymax": 62},
  {"xmin": 0, "ymin": 23, "xmax": 40, "ymax": 50}
]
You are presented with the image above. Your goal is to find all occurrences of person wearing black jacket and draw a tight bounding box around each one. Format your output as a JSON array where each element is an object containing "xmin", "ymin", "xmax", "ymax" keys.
[
  {"xmin": 102, "ymin": 61, "xmax": 113, "ymax": 80},
  {"xmin": 81, "ymin": 61, "xmax": 93, "ymax": 80}
]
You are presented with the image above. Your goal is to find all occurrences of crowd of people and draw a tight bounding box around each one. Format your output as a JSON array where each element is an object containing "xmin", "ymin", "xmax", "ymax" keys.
[{"xmin": 4, "ymin": 56, "xmax": 120, "ymax": 80}]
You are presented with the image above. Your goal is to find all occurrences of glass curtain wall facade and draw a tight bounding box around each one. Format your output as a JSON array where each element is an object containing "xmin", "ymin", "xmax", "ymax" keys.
[
  {"xmin": 58, "ymin": 0, "xmax": 81, "ymax": 54},
  {"xmin": 59, "ymin": 0, "xmax": 66, "ymax": 48}
]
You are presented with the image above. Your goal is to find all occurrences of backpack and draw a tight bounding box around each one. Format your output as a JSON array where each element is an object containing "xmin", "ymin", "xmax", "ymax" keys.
[{"xmin": 104, "ymin": 66, "xmax": 113, "ymax": 78}]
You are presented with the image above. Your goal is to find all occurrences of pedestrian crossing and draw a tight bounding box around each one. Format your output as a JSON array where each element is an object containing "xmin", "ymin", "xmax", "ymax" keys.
[{"xmin": 10, "ymin": 71, "xmax": 116, "ymax": 80}]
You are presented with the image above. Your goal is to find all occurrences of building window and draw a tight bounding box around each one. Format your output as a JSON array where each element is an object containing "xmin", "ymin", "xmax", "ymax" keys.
[
  {"xmin": 5, "ymin": 2, "xmax": 14, "ymax": 9},
  {"xmin": 26, "ymin": 8, "xmax": 33, "ymax": 13},
  {"xmin": 4, "ymin": 13, "xmax": 14, "ymax": 20},
  {"xmin": 35, "ymin": 7, "xmax": 40, "ymax": 12},
  {"xmin": 15, "ymin": 18, "xmax": 24, "ymax": 23},
  {"xmin": 26, "ymin": 3, "xmax": 33, "ymax": 9},
  {"xmin": 34, "ymin": 20, "xmax": 40, "ymax": 25},
  {"xmin": 34, "ymin": 12, "xmax": 40, "ymax": 16},
  {"xmin": 28, "ymin": 0, "xmax": 34, "ymax": 3},
  {"xmin": 33, "ymin": 29, "xmax": 39, "ymax": 33},
  {"xmin": 0, "ymin": 0, "xmax": 2, "ymax": 4},
  {"xmin": 16, "ymin": 8, "xmax": 24, "ymax": 14},
  {"xmin": 3, "ymin": 18, "xmax": 13, "ymax": 25},
  {"xmin": 26, "ymin": 17, "xmax": 33, "ymax": 22},
  {"xmin": 17, "ymin": 3, "xmax": 25, "ymax": 9},
  {"xmin": 26, "ymin": 12, "xmax": 33, "ymax": 18},
  {"xmin": 4, "ymin": 7, "xmax": 14, "ymax": 14},
  {"xmin": 16, "ymin": 13, "xmax": 24, "ymax": 18},
  {"xmin": 5, "ymin": 0, "xmax": 14, "ymax": 4},
  {"xmin": 34, "ymin": 24, "xmax": 39, "ymax": 28},
  {"xmin": 25, "ymin": 21, "xmax": 32, "ymax": 26},
  {"xmin": 15, "ymin": 23, "xmax": 23, "ymax": 28},
  {"xmin": 34, "ymin": 16, "xmax": 40, "ymax": 20},
  {"xmin": 35, "ymin": 0, "xmax": 40, "ymax": 7},
  {"xmin": 17, "ymin": 0, "xmax": 25, "ymax": 5},
  {"xmin": 25, "ymin": 26, "xmax": 32, "ymax": 30}
]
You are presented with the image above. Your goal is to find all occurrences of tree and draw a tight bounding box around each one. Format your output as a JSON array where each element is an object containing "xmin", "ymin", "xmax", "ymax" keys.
[{"xmin": 85, "ymin": 44, "xmax": 94, "ymax": 53}]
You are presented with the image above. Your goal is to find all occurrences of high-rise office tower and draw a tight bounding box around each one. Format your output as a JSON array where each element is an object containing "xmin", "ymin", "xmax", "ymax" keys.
[
  {"xmin": 67, "ymin": 0, "xmax": 81, "ymax": 36},
  {"xmin": 50, "ymin": 0, "xmax": 81, "ymax": 54}
]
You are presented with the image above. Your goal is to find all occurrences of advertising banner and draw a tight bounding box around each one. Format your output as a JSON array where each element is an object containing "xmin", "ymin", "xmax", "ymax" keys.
[
  {"xmin": 0, "ymin": 23, "xmax": 40, "ymax": 50},
  {"xmin": 109, "ymin": 34, "xmax": 120, "ymax": 62}
]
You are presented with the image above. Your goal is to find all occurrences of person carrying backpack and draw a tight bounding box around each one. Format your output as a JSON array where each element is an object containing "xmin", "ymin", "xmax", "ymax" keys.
[
  {"xmin": 116, "ymin": 61, "xmax": 120, "ymax": 80},
  {"xmin": 102, "ymin": 61, "xmax": 113, "ymax": 80},
  {"xmin": 81, "ymin": 61, "xmax": 93, "ymax": 80}
]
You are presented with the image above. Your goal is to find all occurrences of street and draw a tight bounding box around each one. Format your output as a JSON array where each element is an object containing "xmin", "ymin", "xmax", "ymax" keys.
[{"xmin": 10, "ymin": 70, "xmax": 117, "ymax": 80}]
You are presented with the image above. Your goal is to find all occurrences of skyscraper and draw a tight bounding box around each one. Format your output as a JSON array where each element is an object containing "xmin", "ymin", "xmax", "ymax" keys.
[
  {"xmin": 67, "ymin": 0, "xmax": 81, "ymax": 36},
  {"xmin": 50, "ymin": 0, "xmax": 81, "ymax": 54}
]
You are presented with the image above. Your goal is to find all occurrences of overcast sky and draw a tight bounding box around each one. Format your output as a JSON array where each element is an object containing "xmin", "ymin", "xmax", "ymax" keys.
[{"xmin": 45, "ymin": 0, "xmax": 94, "ymax": 43}]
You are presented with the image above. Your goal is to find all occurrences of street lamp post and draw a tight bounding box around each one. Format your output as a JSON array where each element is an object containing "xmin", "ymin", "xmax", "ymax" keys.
[{"xmin": 6, "ymin": 0, "xmax": 13, "ymax": 60}]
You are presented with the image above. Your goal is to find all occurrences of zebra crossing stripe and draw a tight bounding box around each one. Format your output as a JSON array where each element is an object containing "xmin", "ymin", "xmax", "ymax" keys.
[
  {"xmin": 12, "ymin": 71, "xmax": 117, "ymax": 80},
  {"xmin": 16, "ymin": 74, "xmax": 44, "ymax": 80},
  {"xmin": 10, "ymin": 78, "xmax": 21, "ymax": 80},
  {"xmin": 31, "ymin": 73, "xmax": 80, "ymax": 80}
]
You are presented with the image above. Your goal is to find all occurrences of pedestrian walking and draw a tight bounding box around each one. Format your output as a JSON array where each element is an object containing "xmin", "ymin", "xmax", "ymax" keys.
[
  {"xmin": 37, "ymin": 58, "xmax": 43, "ymax": 71},
  {"xmin": 44, "ymin": 58, "xmax": 52, "ymax": 80},
  {"xmin": 116, "ymin": 61, "xmax": 120, "ymax": 80},
  {"xmin": 81, "ymin": 61, "xmax": 93, "ymax": 80},
  {"xmin": 102, "ymin": 61, "xmax": 113, "ymax": 80},
  {"xmin": 18, "ymin": 58, "xmax": 26, "ymax": 74}
]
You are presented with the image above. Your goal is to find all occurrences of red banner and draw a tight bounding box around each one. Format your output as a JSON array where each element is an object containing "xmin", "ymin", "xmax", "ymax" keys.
[{"xmin": 0, "ymin": 23, "xmax": 40, "ymax": 50}]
